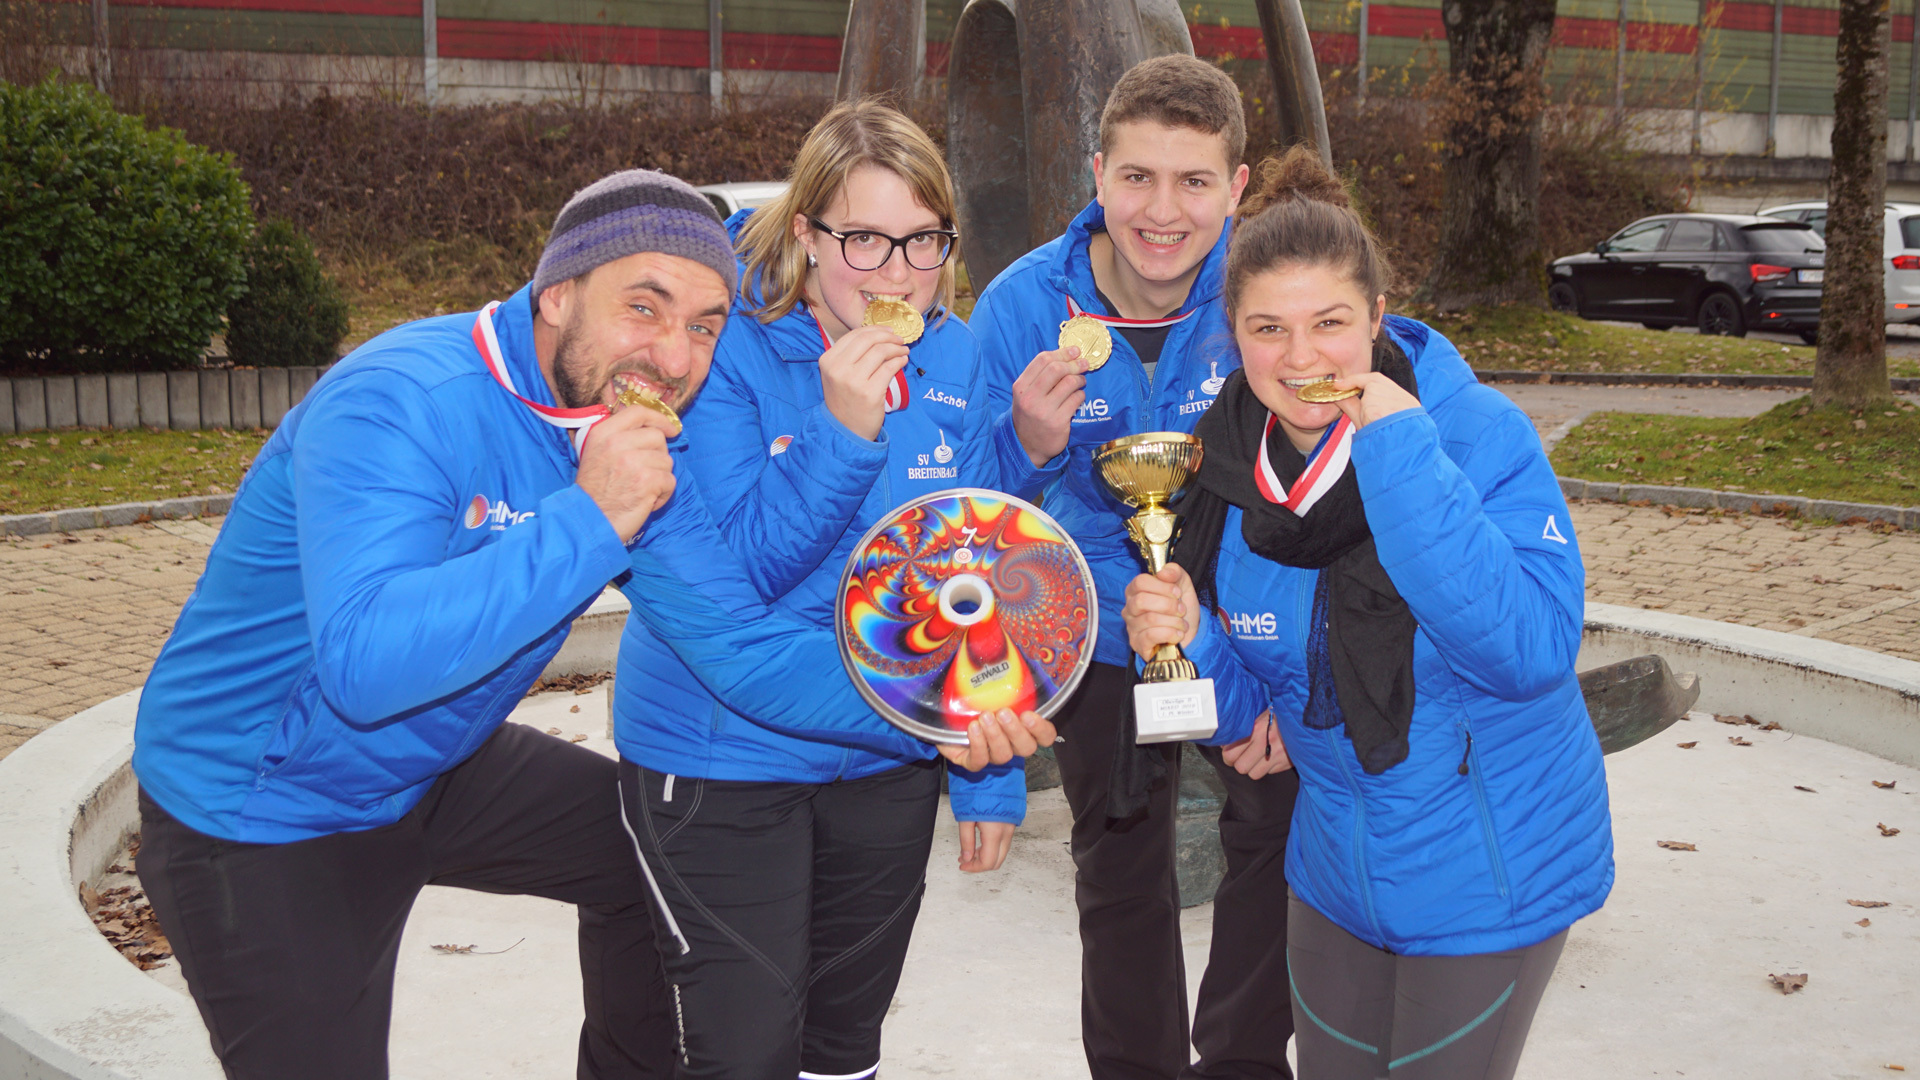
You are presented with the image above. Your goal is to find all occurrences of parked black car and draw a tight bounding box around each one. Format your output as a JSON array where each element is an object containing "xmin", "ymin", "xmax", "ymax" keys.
[{"xmin": 1547, "ymin": 214, "xmax": 1826, "ymax": 343}]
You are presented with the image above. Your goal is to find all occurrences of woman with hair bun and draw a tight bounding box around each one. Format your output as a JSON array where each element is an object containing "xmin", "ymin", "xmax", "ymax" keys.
[{"xmin": 1122, "ymin": 146, "xmax": 1613, "ymax": 1079}]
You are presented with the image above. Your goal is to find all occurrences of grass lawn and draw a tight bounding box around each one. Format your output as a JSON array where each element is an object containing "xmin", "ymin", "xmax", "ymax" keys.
[
  {"xmin": 2, "ymin": 428, "xmax": 269, "ymax": 516},
  {"xmin": 1549, "ymin": 397, "xmax": 1920, "ymax": 508},
  {"xmin": 1404, "ymin": 303, "xmax": 1920, "ymax": 378}
]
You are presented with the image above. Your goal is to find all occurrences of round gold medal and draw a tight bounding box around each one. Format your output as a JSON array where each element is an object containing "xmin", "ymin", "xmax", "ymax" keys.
[
  {"xmin": 615, "ymin": 383, "xmax": 683, "ymax": 436},
  {"xmin": 1057, "ymin": 315, "xmax": 1113, "ymax": 370},
  {"xmin": 861, "ymin": 298, "xmax": 925, "ymax": 344},
  {"xmin": 1294, "ymin": 380, "xmax": 1360, "ymax": 404}
]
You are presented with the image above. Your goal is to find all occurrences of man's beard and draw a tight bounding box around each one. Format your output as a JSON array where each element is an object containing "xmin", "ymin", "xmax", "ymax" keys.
[{"xmin": 551, "ymin": 317, "xmax": 690, "ymax": 411}]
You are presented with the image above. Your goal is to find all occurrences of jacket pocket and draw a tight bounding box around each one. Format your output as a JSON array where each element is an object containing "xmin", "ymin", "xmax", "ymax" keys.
[{"xmin": 1458, "ymin": 719, "xmax": 1512, "ymax": 902}]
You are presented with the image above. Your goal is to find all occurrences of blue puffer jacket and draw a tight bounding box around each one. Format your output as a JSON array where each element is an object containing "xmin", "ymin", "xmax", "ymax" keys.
[
  {"xmin": 969, "ymin": 199, "xmax": 1238, "ymax": 668},
  {"xmin": 133, "ymin": 285, "xmax": 906, "ymax": 844},
  {"xmin": 611, "ymin": 211, "xmax": 1053, "ymax": 824},
  {"xmin": 1184, "ymin": 320, "xmax": 1614, "ymax": 956}
]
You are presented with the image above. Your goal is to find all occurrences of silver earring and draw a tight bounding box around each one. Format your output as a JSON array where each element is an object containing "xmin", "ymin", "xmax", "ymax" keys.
[{"xmin": 807, "ymin": 253, "xmax": 817, "ymax": 267}]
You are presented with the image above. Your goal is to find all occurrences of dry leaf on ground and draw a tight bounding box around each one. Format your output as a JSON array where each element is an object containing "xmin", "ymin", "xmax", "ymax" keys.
[
  {"xmin": 1878, "ymin": 823, "xmax": 1902, "ymax": 837},
  {"xmin": 1794, "ymin": 785, "xmax": 1817, "ymax": 793},
  {"xmin": 1759, "ymin": 721, "xmax": 1783, "ymax": 731},
  {"xmin": 1714, "ymin": 714, "xmax": 1758, "ymax": 726},
  {"xmin": 569, "ymin": 733, "xmax": 588, "ymax": 743},
  {"xmin": 1874, "ymin": 780, "xmax": 1898, "ymax": 790},
  {"xmin": 1729, "ymin": 736, "xmax": 1753, "ymax": 746},
  {"xmin": 431, "ymin": 938, "xmax": 524, "ymax": 955},
  {"xmin": 1658, "ymin": 840, "xmax": 1697, "ymax": 851},
  {"xmin": 1677, "ymin": 741, "xmax": 1699, "ymax": 749},
  {"xmin": 1768, "ymin": 972, "xmax": 1808, "ymax": 994},
  {"xmin": 569, "ymin": 705, "xmax": 580, "ymax": 713},
  {"xmin": 1848, "ymin": 899, "xmax": 1891, "ymax": 908},
  {"xmin": 1858, "ymin": 918, "xmax": 1872, "ymax": 927},
  {"xmin": 545, "ymin": 727, "xmax": 561, "ymax": 736}
]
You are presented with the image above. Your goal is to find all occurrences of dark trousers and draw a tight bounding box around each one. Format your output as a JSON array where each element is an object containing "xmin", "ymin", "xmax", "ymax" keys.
[
  {"xmin": 1286, "ymin": 894, "xmax": 1567, "ymax": 1080},
  {"xmin": 618, "ymin": 758, "xmax": 940, "ymax": 1080},
  {"xmin": 1054, "ymin": 662, "xmax": 1300, "ymax": 1080},
  {"xmin": 137, "ymin": 722, "xmax": 673, "ymax": 1080}
]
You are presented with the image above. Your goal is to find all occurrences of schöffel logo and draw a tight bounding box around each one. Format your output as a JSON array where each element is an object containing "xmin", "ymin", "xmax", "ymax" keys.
[
  {"xmin": 922, "ymin": 388, "xmax": 968, "ymax": 410},
  {"xmin": 1071, "ymin": 398, "xmax": 1111, "ymax": 424},
  {"xmin": 770, "ymin": 435, "xmax": 794, "ymax": 456},
  {"xmin": 1229, "ymin": 611, "xmax": 1278, "ymax": 640},
  {"xmin": 465, "ymin": 494, "xmax": 537, "ymax": 530}
]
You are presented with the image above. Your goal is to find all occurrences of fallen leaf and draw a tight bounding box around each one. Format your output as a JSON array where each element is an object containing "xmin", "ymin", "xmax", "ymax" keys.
[
  {"xmin": 569, "ymin": 705, "xmax": 580, "ymax": 713},
  {"xmin": 1877, "ymin": 823, "xmax": 1901, "ymax": 837},
  {"xmin": 1768, "ymin": 972, "xmax": 1808, "ymax": 994},
  {"xmin": 431, "ymin": 943, "xmax": 476, "ymax": 954},
  {"xmin": 569, "ymin": 733, "xmax": 588, "ymax": 743},
  {"xmin": 1759, "ymin": 721, "xmax": 1783, "ymax": 731},
  {"xmin": 1677, "ymin": 741, "xmax": 1699, "ymax": 749},
  {"xmin": 1848, "ymin": 899, "xmax": 1890, "ymax": 908},
  {"xmin": 432, "ymin": 938, "xmax": 524, "ymax": 955},
  {"xmin": 545, "ymin": 727, "xmax": 561, "ymax": 736},
  {"xmin": 47, "ymin": 659, "xmax": 69, "ymax": 668},
  {"xmin": 1794, "ymin": 785, "xmax": 1817, "ymax": 793},
  {"xmin": 1714, "ymin": 714, "xmax": 1747, "ymax": 726},
  {"xmin": 1857, "ymin": 918, "xmax": 1872, "ymax": 927},
  {"xmin": 1874, "ymin": 780, "xmax": 1897, "ymax": 790},
  {"xmin": 1729, "ymin": 736, "xmax": 1753, "ymax": 746},
  {"xmin": 1658, "ymin": 840, "xmax": 1697, "ymax": 851}
]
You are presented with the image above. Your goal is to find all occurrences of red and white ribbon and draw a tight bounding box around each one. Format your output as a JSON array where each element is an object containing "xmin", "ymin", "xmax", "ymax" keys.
[
  {"xmin": 1254, "ymin": 414, "xmax": 1352, "ymax": 517},
  {"xmin": 1064, "ymin": 295, "xmax": 1196, "ymax": 329},
  {"xmin": 812, "ymin": 306, "xmax": 907, "ymax": 413},
  {"xmin": 473, "ymin": 300, "xmax": 609, "ymax": 455}
]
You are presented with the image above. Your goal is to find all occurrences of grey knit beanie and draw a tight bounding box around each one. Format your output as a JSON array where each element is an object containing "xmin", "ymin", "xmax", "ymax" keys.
[{"xmin": 531, "ymin": 170, "xmax": 737, "ymax": 299}]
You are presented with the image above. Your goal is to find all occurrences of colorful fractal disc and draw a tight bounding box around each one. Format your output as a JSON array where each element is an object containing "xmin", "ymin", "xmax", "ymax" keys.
[{"xmin": 836, "ymin": 489, "xmax": 1098, "ymax": 746}]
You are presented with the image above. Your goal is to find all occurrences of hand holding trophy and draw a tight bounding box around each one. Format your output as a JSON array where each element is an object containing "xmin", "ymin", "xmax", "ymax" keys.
[{"xmin": 1094, "ymin": 432, "xmax": 1218, "ymax": 743}]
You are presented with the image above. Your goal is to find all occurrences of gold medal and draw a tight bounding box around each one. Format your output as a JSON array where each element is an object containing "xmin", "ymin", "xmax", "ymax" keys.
[
  {"xmin": 615, "ymin": 382, "xmax": 683, "ymax": 436},
  {"xmin": 1057, "ymin": 315, "xmax": 1113, "ymax": 371},
  {"xmin": 861, "ymin": 297, "xmax": 924, "ymax": 344},
  {"xmin": 1295, "ymin": 380, "xmax": 1360, "ymax": 404}
]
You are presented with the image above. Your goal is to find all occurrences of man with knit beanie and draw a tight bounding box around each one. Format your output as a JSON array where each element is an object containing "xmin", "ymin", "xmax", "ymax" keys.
[{"xmin": 128, "ymin": 170, "xmax": 752, "ymax": 1079}]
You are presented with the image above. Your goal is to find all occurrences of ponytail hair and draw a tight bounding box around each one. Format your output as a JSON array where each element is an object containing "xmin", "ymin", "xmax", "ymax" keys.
[{"xmin": 1225, "ymin": 146, "xmax": 1393, "ymax": 314}]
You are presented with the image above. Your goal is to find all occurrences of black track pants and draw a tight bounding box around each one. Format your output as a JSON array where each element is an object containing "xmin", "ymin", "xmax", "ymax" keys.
[
  {"xmin": 618, "ymin": 758, "xmax": 940, "ymax": 1080},
  {"xmin": 137, "ymin": 721, "xmax": 674, "ymax": 1080},
  {"xmin": 1053, "ymin": 661, "xmax": 1300, "ymax": 1080},
  {"xmin": 1286, "ymin": 893, "xmax": 1567, "ymax": 1080}
]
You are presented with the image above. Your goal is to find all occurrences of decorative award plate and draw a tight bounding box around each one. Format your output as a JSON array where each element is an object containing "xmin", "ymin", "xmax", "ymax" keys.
[{"xmin": 836, "ymin": 489, "xmax": 1098, "ymax": 745}]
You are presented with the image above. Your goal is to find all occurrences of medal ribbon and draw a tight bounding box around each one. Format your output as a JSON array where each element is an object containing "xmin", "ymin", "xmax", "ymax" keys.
[
  {"xmin": 1064, "ymin": 295, "xmax": 1197, "ymax": 329},
  {"xmin": 812, "ymin": 306, "xmax": 908, "ymax": 413},
  {"xmin": 1255, "ymin": 413, "xmax": 1353, "ymax": 517},
  {"xmin": 473, "ymin": 301, "xmax": 608, "ymax": 455}
]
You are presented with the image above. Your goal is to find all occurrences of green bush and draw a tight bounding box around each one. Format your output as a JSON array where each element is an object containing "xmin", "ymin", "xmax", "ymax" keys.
[
  {"xmin": 226, "ymin": 219, "xmax": 349, "ymax": 367},
  {"xmin": 0, "ymin": 77, "xmax": 254, "ymax": 373}
]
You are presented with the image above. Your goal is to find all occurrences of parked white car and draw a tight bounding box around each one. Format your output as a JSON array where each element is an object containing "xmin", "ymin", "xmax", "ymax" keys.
[
  {"xmin": 694, "ymin": 181, "xmax": 789, "ymax": 219},
  {"xmin": 1757, "ymin": 200, "xmax": 1920, "ymax": 323}
]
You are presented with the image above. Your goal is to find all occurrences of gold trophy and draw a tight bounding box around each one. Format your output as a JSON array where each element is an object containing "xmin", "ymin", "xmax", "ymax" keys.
[{"xmin": 1094, "ymin": 431, "xmax": 1218, "ymax": 743}]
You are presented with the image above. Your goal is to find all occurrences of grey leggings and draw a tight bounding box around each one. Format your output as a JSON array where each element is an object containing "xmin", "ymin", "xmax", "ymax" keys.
[{"xmin": 1287, "ymin": 893, "xmax": 1567, "ymax": 1080}]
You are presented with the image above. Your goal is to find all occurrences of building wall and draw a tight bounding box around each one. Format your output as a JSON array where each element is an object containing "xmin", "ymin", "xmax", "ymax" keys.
[{"xmin": 46, "ymin": 0, "xmax": 1920, "ymax": 151}]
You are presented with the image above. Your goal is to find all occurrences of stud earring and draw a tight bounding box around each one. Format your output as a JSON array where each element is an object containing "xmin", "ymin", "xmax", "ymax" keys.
[{"xmin": 807, "ymin": 253, "xmax": 817, "ymax": 267}]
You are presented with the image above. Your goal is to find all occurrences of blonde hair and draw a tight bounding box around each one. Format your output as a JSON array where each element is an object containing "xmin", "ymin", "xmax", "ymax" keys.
[{"xmin": 736, "ymin": 98, "xmax": 959, "ymax": 324}]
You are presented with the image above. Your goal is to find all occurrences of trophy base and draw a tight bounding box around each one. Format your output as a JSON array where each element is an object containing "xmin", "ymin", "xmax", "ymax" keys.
[
  {"xmin": 1142, "ymin": 656, "xmax": 1197, "ymax": 683},
  {"xmin": 1134, "ymin": 678, "xmax": 1218, "ymax": 744}
]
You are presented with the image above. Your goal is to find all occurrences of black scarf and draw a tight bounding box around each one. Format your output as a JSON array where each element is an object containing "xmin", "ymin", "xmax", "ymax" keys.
[{"xmin": 1105, "ymin": 338, "xmax": 1421, "ymax": 818}]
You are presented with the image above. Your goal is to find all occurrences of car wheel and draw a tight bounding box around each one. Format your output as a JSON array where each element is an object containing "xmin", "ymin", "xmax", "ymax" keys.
[
  {"xmin": 1547, "ymin": 281, "xmax": 1580, "ymax": 314},
  {"xmin": 1696, "ymin": 292, "xmax": 1747, "ymax": 337},
  {"xmin": 1640, "ymin": 322, "xmax": 1670, "ymax": 331},
  {"xmin": 1799, "ymin": 328, "xmax": 1819, "ymax": 346}
]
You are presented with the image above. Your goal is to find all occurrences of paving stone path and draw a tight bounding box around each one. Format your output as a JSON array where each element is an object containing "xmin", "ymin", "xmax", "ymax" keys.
[{"xmin": 4, "ymin": 501, "xmax": 1917, "ymax": 761}]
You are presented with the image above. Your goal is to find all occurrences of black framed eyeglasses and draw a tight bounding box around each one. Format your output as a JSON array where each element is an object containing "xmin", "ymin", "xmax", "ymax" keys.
[{"xmin": 808, "ymin": 217, "xmax": 957, "ymax": 272}]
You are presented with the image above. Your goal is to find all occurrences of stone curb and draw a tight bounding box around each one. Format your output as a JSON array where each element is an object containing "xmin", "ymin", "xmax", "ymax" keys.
[
  {"xmin": 1475, "ymin": 369, "xmax": 1920, "ymax": 392},
  {"xmin": 1556, "ymin": 475, "xmax": 1920, "ymax": 530},
  {"xmin": 1, "ymin": 495, "xmax": 235, "ymax": 538}
]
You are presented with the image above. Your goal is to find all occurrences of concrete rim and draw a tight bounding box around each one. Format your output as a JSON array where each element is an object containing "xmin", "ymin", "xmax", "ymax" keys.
[{"xmin": 2, "ymin": 607, "xmax": 1916, "ymax": 1077}]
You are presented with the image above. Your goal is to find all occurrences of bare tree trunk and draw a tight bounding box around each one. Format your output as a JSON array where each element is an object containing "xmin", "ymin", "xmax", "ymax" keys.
[
  {"xmin": 1422, "ymin": 0, "xmax": 1557, "ymax": 310},
  {"xmin": 1815, "ymin": 0, "xmax": 1896, "ymax": 409}
]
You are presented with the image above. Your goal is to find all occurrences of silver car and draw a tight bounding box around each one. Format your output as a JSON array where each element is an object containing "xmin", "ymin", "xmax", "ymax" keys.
[
  {"xmin": 694, "ymin": 181, "xmax": 789, "ymax": 220},
  {"xmin": 1757, "ymin": 200, "xmax": 1920, "ymax": 323}
]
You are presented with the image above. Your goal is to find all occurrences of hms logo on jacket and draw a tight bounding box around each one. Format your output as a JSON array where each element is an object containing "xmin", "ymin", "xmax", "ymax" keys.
[{"xmin": 466, "ymin": 495, "xmax": 536, "ymax": 530}]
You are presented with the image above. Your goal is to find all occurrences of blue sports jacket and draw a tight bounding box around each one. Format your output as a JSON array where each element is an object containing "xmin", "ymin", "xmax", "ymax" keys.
[
  {"xmin": 132, "ymin": 286, "xmax": 929, "ymax": 844},
  {"xmin": 1184, "ymin": 319, "xmax": 1614, "ymax": 956},
  {"xmin": 611, "ymin": 211, "xmax": 1053, "ymax": 824},
  {"xmin": 970, "ymin": 199, "xmax": 1238, "ymax": 667}
]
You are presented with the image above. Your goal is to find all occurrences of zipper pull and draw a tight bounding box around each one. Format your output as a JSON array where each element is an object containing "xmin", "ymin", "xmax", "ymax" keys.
[{"xmin": 1458, "ymin": 730, "xmax": 1472, "ymax": 776}]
